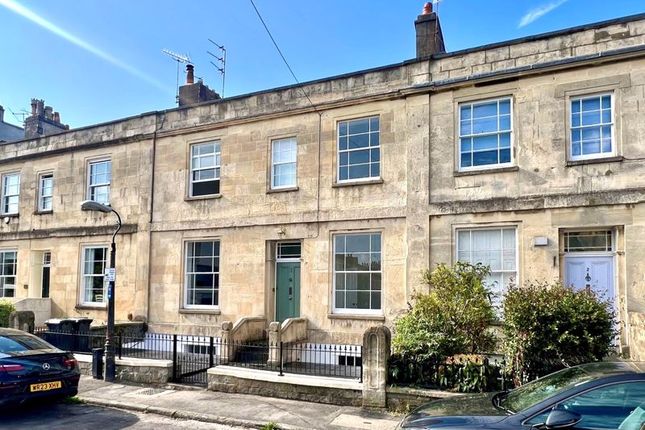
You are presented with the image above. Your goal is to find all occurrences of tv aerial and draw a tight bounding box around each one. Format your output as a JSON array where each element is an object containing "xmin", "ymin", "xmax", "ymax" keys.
[
  {"xmin": 207, "ymin": 39, "xmax": 226, "ymax": 97},
  {"xmin": 162, "ymin": 49, "xmax": 192, "ymax": 103}
]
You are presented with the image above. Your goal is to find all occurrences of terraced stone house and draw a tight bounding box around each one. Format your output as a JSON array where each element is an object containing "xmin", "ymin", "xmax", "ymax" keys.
[{"xmin": 1, "ymin": 6, "xmax": 644, "ymax": 360}]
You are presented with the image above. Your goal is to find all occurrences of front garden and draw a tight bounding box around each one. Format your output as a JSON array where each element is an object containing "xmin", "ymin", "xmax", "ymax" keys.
[{"xmin": 389, "ymin": 262, "xmax": 616, "ymax": 393}]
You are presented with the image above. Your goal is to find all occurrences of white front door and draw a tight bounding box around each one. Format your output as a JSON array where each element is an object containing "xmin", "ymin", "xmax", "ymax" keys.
[{"xmin": 564, "ymin": 255, "xmax": 615, "ymax": 303}]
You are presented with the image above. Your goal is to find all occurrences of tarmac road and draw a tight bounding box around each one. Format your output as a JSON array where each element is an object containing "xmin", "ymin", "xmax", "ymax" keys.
[{"xmin": 0, "ymin": 401, "xmax": 247, "ymax": 430}]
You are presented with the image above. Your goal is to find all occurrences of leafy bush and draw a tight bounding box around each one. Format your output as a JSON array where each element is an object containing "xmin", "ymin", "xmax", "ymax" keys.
[
  {"xmin": 0, "ymin": 300, "xmax": 16, "ymax": 327},
  {"xmin": 388, "ymin": 354, "xmax": 509, "ymax": 393},
  {"xmin": 392, "ymin": 262, "xmax": 496, "ymax": 361},
  {"xmin": 503, "ymin": 281, "xmax": 616, "ymax": 385}
]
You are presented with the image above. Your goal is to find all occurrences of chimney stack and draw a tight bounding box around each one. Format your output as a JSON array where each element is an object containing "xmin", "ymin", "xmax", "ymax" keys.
[
  {"xmin": 36, "ymin": 100, "xmax": 45, "ymax": 116},
  {"xmin": 415, "ymin": 2, "xmax": 446, "ymax": 58},
  {"xmin": 178, "ymin": 65, "xmax": 221, "ymax": 107},
  {"xmin": 186, "ymin": 64, "xmax": 195, "ymax": 84},
  {"xmin": 0, "ymin": 105, "xmax": 4, "ymax": 123},
  {"xmin": 24, "ymin": 99, "xmax": 69, "ymax": 139}
]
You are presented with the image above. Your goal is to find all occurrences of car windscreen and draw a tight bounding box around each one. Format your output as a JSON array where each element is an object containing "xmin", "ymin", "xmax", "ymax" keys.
[
  {"xmin": 0, "ymin": 334, "xmax": 54, "ymax": 354},
  {"xmin": 501, "ymin": 366, "xmax": 596, "ymax": 412}
]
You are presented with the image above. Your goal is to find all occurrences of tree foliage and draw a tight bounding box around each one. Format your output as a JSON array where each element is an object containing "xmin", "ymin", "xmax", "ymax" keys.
[
  {"xmin": 503, "ymin": 281, "xmax": 616, "ymax": 384},
  {"xmin": 0, "ymin": 300, "xmax": 16, "ymax": 328},
  {"xmin": 392, "ymin": 262, "xmax": 496, "ymax": 361}
]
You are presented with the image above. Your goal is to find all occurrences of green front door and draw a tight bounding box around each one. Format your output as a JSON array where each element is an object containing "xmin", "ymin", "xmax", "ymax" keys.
[{"xmin": 276, "ymin": 262, "xmax": 300, "ymax": 322}]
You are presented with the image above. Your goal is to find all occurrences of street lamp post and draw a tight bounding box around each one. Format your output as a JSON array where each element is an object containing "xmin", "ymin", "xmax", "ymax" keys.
[{"xmin": 81, "ymin": 200, "xmax": 121, "ymax": 382}]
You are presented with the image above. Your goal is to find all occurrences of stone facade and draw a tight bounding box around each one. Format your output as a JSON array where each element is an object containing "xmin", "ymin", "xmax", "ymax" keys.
[{"xmin": 0, "ymin": 13, "xmax": 644, "ymax": 358}]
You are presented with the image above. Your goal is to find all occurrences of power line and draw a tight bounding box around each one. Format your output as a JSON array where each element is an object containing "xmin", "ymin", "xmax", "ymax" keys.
[{"xmin": 248, "ymin": 0, "xmax": 319, "ymax": 113}]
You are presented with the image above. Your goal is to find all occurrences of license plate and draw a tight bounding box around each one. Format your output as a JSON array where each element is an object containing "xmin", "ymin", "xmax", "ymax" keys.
[{"xmin": 30, "ymin": 381, "xmax": 62, "ymax": 392}]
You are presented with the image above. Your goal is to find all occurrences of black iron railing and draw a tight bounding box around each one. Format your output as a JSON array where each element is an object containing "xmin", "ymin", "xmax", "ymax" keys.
[{"xmin": 33, "ymin": 328, "xmax": 363, "ymax": 384}]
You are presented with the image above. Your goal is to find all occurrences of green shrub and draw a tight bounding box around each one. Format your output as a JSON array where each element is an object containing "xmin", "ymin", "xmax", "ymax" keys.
[
  {"xmin": 0, "ymin": 300, "xmax": 15, "ymax": 327},
  {"xmin": 503, "ymin": 281, "xmax": 616, "ymax": 385},
  {"xmin": 388, "ymin": 354, "xmax": 509, "ymax": 392},
  {"xmin": 392, "ymin": 262, "xmax": 496, "ymax": 361}
]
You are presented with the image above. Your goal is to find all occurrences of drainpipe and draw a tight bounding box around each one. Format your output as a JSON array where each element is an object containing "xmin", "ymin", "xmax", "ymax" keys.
[{"xmin": 145, "ymin": 112, "xmax": 164, "ymax": 325}]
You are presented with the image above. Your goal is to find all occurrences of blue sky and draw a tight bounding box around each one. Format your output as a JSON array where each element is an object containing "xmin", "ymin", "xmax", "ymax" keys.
[{"xmin": 0, "ymin": 0, "xmax": 643, "ymax": 129}]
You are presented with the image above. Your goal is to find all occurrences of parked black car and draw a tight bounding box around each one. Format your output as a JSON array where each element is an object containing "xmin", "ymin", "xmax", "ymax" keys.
[
  {"xmin": 0, "ymin": 328, "xmax": 80, "ymax": 407},
  {"xmin": 398, "ymin": 361, "xmax": 645, "ymax": 429}
]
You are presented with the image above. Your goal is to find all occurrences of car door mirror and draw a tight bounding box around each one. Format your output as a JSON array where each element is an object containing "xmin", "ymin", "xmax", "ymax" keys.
[{"xmin": 544, "ymin": 409, "xmax": 582, "ymax": 429}]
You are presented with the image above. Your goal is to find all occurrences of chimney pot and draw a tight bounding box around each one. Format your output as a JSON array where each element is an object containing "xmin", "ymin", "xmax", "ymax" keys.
[
  {"xmin": 30, "ymin": 99, "xmax": 38, "ymax": 116},
  {"xmin": 186, "ymin": 64, "xmax": 195, "ymax": 84},
  {"xmin": 44, "ymin": 106, "xmax": 53, "ymax": 120},
  {"xmin": 422, "ymin": 2, "xmax": 432, "ymax": 14},
  {"xmin": 53, "ymin": 112, "xmax": 60, "ymax": 123}
]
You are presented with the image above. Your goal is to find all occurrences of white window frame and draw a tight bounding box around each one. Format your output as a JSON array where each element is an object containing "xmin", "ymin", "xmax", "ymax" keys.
[
  {"xmin": 569, "ymin": 92, "xmax": 615, "ymax": 161},
  {"xmin": 563, "ymin": 230, "xmax": 615, "ymax": 254},
  {"xmin": 455, "ymin": 226, "xmax": 518, "ymax": 306},
  {"xmin": 183, "ymin": 240, "xmax": 220, "ymax": 310},
  {"xmin": 38, "ymin": 173, "xmax": 54, "ymax": 212},
  {"xmin": 87, "ymin": 159, "xmax": 111, "ymax": 205},
  {"xmin": 332, "ymin": 231, "xmax": 383, "ymax": 315},
  {"xmin": 80, "ymin": 245, "xmax": 108, "ymax": 306},
  {"xmin": 189, "ymin": 141, "xmax": 221, "ymax": 197},
  {"xmin": 270, "ymin": 137, "xmax": 297, "ymax": 190},
  {"xmin": 337, "ymin": 116, "xmax": 381, "ymax": 183},
  {"xmin": 458, "ymin": 97, "xmax": 513, "ymax": 172},
  {"xmin": 0, "ymin": 249, "xmax": 17, "ymax": 298},
  {"xmin": 1, "ymin": 172, "xmax": 20, "ymax": 215}
]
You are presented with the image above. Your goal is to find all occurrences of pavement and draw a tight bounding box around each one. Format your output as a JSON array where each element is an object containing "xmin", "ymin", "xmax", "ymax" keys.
[{"xmin": 77, "ymin": 376, "xmax": 402, "ymax": 430}]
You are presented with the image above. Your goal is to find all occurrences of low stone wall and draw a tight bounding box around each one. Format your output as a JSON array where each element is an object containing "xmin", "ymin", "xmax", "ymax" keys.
[
  {"xmin": 73, "ymin": 353, "xmax": 173, "ymax": 384},
  {"xmin": 386, "ymin": 386, "xmax": 461, "ymax": 412},
  {"xmin": 207, "ymin": 366, "xmax": 362, "ymax": 406},
  {"xmin": 629, "ymin": 312, "xmax": 645, "ymax": 361}
]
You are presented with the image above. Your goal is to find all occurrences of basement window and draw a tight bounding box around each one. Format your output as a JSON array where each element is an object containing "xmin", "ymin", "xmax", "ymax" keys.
[
  {"xmin": 190, "ymin": 141, "xmax": 221, "ymax": 197},
  {"xmin": 338, "ymin": 355, "xmax": 362, "ymax": 367}
]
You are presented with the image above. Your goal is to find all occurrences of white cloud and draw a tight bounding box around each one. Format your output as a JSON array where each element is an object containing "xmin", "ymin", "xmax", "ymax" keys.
[
  {"xmin": 0, "ymin": 0, "xmax": 172, "ymax": 94},
  {"xmin": 518, "ymin": 0, "xmax": 568, "ymax": 28}
]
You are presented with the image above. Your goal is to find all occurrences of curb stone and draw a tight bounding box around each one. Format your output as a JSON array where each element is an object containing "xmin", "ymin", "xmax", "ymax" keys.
[{"xmin": 79, "ymin": 395, "xmax": 311, "ymax": 430}]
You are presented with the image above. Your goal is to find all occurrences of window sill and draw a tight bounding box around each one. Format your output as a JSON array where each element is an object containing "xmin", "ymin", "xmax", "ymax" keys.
[
  {"xmin": 185, "ymin": 194, "xmax": 222, "ymax": 202},
  {"xmin": 454, "ymin": 166, "xmax": 519, "ymax": 177},
  {"xmin": 566, "ymin": 156, "xmax": 623, "ymax": 167},
  {"xmin": 179, "ymin": 308, "xmax": 221, "ymax": 315},
  {"xmin": 267, "ymin": 186, "xmax": 299, "ymax": 194},
  {"xmin": 75, "ymin": 304, "xmax": 107, "ymax": 311},
  {"xmin": 35, "ymin": 210, "xmax": 53, "ymax": 216},
  {"xmin": 328, "ymin": 313, "xmax": 385, "ymax": 321},
  {"xmin": 332, "ymin": 178, "xmax": 384, "ymax": 188},
  {"xmin": 1, "ymin": 213, "xmax": 19, "ymax": 218}
]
